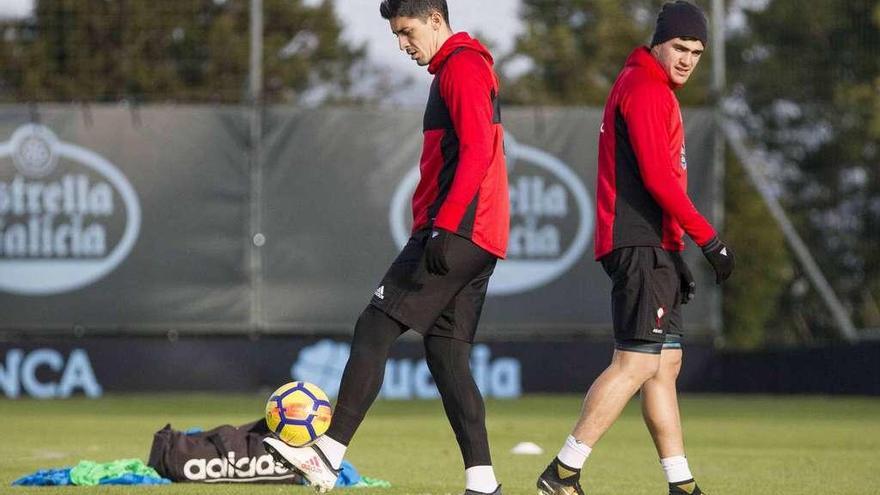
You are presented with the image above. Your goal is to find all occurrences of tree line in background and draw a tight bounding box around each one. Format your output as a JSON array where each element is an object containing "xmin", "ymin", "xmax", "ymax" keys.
[
  {"xmin": 725, "ymin": 0, "xmax": 880, "ymax": 345},
  {"xmin": 0, "ymin": 0, "xmax": 365, "ymax": 103},
  {"xmin": 1, "ymin": 0, "xmax": 877, "ymax": 347}
]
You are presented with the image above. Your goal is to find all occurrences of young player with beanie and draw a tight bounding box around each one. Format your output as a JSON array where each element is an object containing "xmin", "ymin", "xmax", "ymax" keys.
[{"xmin": 536, "ymin": 2, "xmax": 733, "ymax": 494}]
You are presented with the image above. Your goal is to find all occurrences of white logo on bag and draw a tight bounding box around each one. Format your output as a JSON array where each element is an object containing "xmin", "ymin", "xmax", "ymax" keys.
[
  {"xmin": 0, "ymin": 124, "xmax": 141, "ymax": 295},
  {"xmin": 183, "ymin": 452, "xmax": 295, "ymax": 481},
  {"xmin": 389, "ymin": 134, "xmax": 593, "ymax": 296},
  {"xmin": 373, "ymin": 285, "xmax": 384, "ymax": 300}
]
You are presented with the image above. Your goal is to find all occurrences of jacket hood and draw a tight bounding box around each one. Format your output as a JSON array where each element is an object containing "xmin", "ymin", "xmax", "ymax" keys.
[
  {"xmin": 428, "ymin": 32, "xmax": 494, "ymax": 75},
  {"xmin": 625, "ymin": 46, "xmax": 678, "ymax": 89}
]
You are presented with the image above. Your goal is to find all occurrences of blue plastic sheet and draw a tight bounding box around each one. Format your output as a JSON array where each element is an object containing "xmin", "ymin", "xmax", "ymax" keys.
[{"xmin": 12, "ymin": 468, "xmax": 73, "ymax": 486}]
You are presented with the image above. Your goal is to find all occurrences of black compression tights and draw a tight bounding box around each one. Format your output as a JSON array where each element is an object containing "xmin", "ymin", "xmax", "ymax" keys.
[
  {"xmin": 325, "ymin": 306, "xmax": 492, "ymax": 468},
  {"xmin": 326, "ymin": 305, "xmax": 406, "ymax": 445},
  {"xmin": 424, "ymin": 334, "xmax": 492, "ymax": 467}
]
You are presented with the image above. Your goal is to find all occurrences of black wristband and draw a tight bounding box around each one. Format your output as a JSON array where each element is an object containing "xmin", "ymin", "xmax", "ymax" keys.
[{"xmin": 701, "ymin": 237, "xmax": 721, "ymax": 253}]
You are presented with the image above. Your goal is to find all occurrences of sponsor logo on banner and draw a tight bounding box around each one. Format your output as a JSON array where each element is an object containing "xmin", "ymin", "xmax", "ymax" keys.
[
  {"xmin": 0, "ymin": 124, "xmax": 141, "ymax": 295},
  {"xmin": 0, "ymin": 348, "xmax": 103, "ymax": 399},
  {"xmin": 292, "ymin": 339, "xmax": 521, "ymax": 399},
  {"xmin": 390, "ymin": 134, "xmax": 593, "ymax": 296},
  {"xmin": 290, "ymin": 340, "xmax": 350, "ymax": 398}
]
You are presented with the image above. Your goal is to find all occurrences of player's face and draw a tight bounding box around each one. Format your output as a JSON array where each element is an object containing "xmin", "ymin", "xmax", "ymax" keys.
[
  {"xmin": 651, "ymin": 38, "xmax": 705, "ymax": 86},
  {"xmin": 389, "ymin": 13, "xmax": 444, "ymax": 66}
]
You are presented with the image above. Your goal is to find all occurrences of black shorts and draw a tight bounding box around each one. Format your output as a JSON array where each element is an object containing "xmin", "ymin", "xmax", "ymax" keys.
[
  {"xmin": 600, "ymin": 246, "xmax": 683, "ymax": 349},
  {"xmin": 369, "ymin": 229, "xmax": 497, "ymax": 343}
]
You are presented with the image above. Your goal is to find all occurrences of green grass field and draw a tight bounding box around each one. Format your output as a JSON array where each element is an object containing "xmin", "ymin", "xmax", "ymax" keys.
[{"xmin": 2, "ymin": 394, "xmax": 879, "ymax": 494}]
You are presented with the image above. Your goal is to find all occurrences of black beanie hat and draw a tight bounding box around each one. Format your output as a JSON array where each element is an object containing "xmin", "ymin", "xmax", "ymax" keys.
[{"xmin": 650, "ymin": 1, "xmax": 708, "ymax": 47}]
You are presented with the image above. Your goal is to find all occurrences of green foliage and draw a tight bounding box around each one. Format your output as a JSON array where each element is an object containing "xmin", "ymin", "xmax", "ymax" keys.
[
  {"xmin": 723, "ymin": 152, "xmax": 792, "ymax": 348},
  {"xmin": 500, "ymin": 0, "xmax": 712, "ymax": 106},
  {"xmin": 728, "ymin": 0, "xmax": 880, "ymax": 334},
  {"xmin": 0, "ymin": 0, "xmax": 365, "ymax": 103}
]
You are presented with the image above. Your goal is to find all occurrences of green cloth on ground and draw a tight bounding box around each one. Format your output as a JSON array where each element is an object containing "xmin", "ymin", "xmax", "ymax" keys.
[
  {"xmin": 69, "ymin": 459, "xmax": 163, "ymax": 486},
  {"xmin": 354, "ymin": 476, "xmax": 392, "ymax": 488}
]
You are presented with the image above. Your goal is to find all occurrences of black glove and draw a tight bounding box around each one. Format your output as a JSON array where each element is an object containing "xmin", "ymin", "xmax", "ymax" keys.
[
  {"xmin": 424, "ymin": 229, "xmax": 452, "ymax": 276},
  {"xmin": 701, "ymin": 237, "xmax": 735, "ymax": 284},
  {"xmin": 670, "ymin": 251, "xmax": 696, "ymax": 304}
]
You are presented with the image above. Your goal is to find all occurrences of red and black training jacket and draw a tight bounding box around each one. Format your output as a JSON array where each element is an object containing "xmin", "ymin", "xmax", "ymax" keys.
[
  {"xmin": 412, "ymin": 32, "xmax": 509, "ymax": 259},
  {"xmin": 595, "ymin": 47, "xmax": 716, "ymax": 260}
]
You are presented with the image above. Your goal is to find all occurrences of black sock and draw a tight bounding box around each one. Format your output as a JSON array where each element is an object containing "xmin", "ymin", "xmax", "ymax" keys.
[
  {"xmin": 424, "ymin": 335, "xmax": 492, "ymax": 467},
  {"xmin": 325, "ymin": 305, "xmax": 407, "ymax": 444}
]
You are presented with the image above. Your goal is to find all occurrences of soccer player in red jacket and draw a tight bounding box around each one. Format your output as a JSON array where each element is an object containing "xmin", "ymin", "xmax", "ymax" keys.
[
  {"xmin": 264, "ymin": 2, "xmax": 508, "ymax": 494},
  {"xmin": 537, "ymin": 3, "xmax": 733, "ymax": 495}
]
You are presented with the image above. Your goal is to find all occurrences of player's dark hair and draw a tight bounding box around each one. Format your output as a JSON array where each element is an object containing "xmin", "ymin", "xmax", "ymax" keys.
[{"xmin": 379, "ymin": 0, "xmax": 449, "ymax": 25}]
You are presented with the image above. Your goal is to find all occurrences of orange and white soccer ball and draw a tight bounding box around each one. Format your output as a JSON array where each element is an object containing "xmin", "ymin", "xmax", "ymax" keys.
[{"xmin": 265, "ymin": 381, "xmax": 332, "ymax": 447}]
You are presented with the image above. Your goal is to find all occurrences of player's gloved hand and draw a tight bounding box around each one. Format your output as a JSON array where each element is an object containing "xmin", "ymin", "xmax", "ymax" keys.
[
  {"xmin": 670, "ymin": 251, "xmax": 696, "ymax": 304},
  {"xmin": 701, "ymin": 237, "xmax": 735, "ymax": 284},
  {"xmin": 425, "ymin": 229, "xmax": 452, "ymax": 276}
]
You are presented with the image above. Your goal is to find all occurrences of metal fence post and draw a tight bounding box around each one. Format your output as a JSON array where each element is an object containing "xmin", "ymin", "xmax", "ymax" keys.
[
  {"xmin": 249, "ymin": 0, "xmax": 265, "ymax": 331},
  {"xmin": 710, "ymin": 0, "xmax": 727, "ymax": 346}
]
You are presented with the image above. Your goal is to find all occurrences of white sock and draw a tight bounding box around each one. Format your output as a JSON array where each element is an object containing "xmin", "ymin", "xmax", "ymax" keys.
[
  {"xmin": 557, "ymin": 435, "xmax": 592, "ymax": 470},
  {"xmin": 465, "ymin": 465, "xmax": 498, "ymax": 493},
  {"xmin": 315, "ymin": 435, "xmax": 347, "ymax": 470},
  {"xmin": 660, "ymin": 455, "xmax": 693, "ymax": 484}
]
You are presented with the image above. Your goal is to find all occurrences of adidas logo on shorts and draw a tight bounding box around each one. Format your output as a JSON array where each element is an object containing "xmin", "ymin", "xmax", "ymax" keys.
[{"xmin": 374, "ymin": 285, "xmax": 384, "ymax": 300}]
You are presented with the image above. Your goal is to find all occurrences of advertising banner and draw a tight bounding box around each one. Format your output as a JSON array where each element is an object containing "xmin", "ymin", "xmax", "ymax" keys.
[
  {"xmin": 0, "ymin": 106, "xmax": 718, "ymax": 338},
  {"xmin": 0, "ymin": 107, "xmax": 250, "ymax": 329},
  {"xmin": 3, "ymin": 339, "xmax": 877, "ymax": 399},
  {"xmin": 260, "ymin": 108, "xmax": 718, "ymax": 337},
  {"xmin": 0, "ymin": 338, "xmax": 717, "ymax": 399}
]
